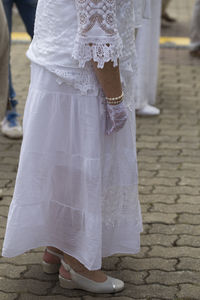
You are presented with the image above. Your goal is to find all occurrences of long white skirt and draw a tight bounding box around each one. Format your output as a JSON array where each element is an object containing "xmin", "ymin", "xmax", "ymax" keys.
[
  {"xmin": 135, "ymin": 0, "xmax": 162, "ymax": 109},
  {"xmin": 2, "ymin": 63, "xmax": 142, "ymax": 270}
]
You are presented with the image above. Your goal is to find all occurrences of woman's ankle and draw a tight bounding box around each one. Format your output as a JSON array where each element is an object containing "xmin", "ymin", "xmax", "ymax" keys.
[{"xmin": 63, "ymin": 254, "xmax": 107, "ymax": 282}]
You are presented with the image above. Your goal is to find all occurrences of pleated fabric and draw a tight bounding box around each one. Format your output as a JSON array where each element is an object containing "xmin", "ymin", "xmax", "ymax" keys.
[{"xmin": 2, "ymin": 63, "xmax": 142, "ymax": 270}]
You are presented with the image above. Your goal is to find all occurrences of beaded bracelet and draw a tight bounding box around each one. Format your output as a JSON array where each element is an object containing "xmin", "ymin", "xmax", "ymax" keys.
[
  {"xmin": 107, "ymin": 98, "xmax": 123, "ymax": 105},
  {"xmin": 105, "ymin": 92, "xmax": 124, "ymax": 102},
  {"xmin": 106, "ymin": 92, "xmax": 124, "ymax": 105}
]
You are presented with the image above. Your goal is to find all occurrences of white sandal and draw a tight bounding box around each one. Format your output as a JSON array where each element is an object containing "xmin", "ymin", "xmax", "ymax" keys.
[
  {"xmin": 59, "ymin": 259, "xmax": 124, "ymax": 294},
  {"xmin": 42, "ymin": 248, "xmax": 63, "ymax": 274}
]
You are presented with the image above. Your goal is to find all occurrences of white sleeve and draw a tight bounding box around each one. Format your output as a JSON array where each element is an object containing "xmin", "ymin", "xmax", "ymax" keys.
[{"xmin": 72, "ymin": 0, "xmax": 123, "ymax": 69}]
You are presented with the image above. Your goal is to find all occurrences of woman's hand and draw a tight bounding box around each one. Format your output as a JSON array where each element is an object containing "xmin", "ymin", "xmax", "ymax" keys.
[{"xmin": 106, "ymin": 102, "xmax": 128, "ymax": 135}]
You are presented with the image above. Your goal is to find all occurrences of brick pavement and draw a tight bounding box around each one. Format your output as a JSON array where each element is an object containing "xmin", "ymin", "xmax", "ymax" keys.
[{"xmin": 1, "ymin": 2, "xmax": 200, "ymax": 300}]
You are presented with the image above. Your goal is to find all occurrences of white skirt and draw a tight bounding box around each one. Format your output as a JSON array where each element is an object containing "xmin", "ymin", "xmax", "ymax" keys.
[{"xmin": 2, "ymin": 63, "xmax": 142, "ymax": 270}]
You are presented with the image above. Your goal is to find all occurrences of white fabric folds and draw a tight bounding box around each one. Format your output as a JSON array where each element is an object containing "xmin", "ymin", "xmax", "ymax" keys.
[{"xmin": 2, "ymin": 64, "xmax": 142, "ymax": 270}]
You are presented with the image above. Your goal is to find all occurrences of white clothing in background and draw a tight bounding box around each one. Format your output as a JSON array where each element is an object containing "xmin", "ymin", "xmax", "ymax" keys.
[
  {"xmin": 190, "ymin": 0, "xmax": 200, "ymax": 50},
  {"xmin": 135, "ymin": 0, "xmax": 162, "ymax": 109},
  {"xmin": 2, "ymin": 0, "xmax": 143, "ymax": 270}
]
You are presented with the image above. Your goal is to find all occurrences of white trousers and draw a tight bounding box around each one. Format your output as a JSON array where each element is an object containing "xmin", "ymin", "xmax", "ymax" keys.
[
  {"xmin": 190, "ymin": 0, "xmax": 200, "ymax": 50},
  {"xmin": 135, "ymin": 0, "xmax": 162, "ymax": 109}
]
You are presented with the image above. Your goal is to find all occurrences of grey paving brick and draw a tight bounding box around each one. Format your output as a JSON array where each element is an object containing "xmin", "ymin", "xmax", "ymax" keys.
[
  {"xmin": 177, "ymin": 284, "xmax": 200, "ymax": 299},
  {"xmin": 143, "ymin": 212, "xmax": 177, "ymax": 224},
  {"xmin": 0, "ymin": 264, "xmax": 27, "ymax": 278},
  {"xmin": 0, "ymin": 292, "xmax": 18, "ymax": 300},
  {"xmin": 147, "ymin": 270, "xmax": 200, "ymax": 285},
  {"xmin": 0, "ymin": 278, "xmax": 52, "ymax": 295},
  {"xmin": 177, "ymin": 258, "xmax": 200, "ymax": 271},
  {"xmin": 149, "ymin": 246, "xmax": 200, "ymax": 259},
  {"xmin": 119, "ymin": 257, "xmax": 177, "ymax": 271},
  {"xmin": 123, "ymin": 284, "xmax": 178, "ymax": 299},
  {"xmin": 141, "ymin": 234, "xmax": 177, "ymax": 247}
]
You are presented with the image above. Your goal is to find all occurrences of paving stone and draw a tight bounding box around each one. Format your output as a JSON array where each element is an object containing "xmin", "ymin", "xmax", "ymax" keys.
[
  {"xmin": 137, "ymin": 156, "xmax": 159, "ymax": 163},
  {"xmin": 177, "ymin": 258, "xmax": 200, "ymax": 271},
  {"xmin": 102, "ymin": 256, "xmax": 120, "ymax": 270},
  {"xmin": 151, "ymin": 203, "xmax": 200, "ymax": 214},
  {"xmin": 123, "ymin": 284, "xmax": 178, "ymax": 299},
  {"xmin": 19, "ymin": 296, "xmax": 80, "ymax": 300},
  {"xmin": 0, "ymin": 206, "xmax": 9, "ymax": 217},
  {"xmin": 150, "ymin": 224, "xmax": 200, "ymax": 235},
  {"xmin": 139, "ymin": 177, "xmax": 178, "ymax": 186},
  {"xmin": 149, "ymin": 246, "xmax": 200, "ymax": 258},
  {"xmin": 83, "ymin": 297, "xmax": 133, "ymax": 300},
  {"xmin": 156, "ymin": 170, "xmax": 199, "ymax": 178},
  {"xmin": 0, "ymin": 197, "xmax": 12, "ymax": 206},
  {"xmin": 138, "ymin": 170, "xmax": 157, "ymax": 178},
  {"xmin": 119, "ymin": 257, "xmax": 177, "ymax": 271},
  {"xmin": 0, "ymin": 278, "xmax": 52, "ymax": 295},
  {"xmin": 176, "ymin": 235, "xmax": 200, "ymax": 247},
  {"xmin": 0, "ymin": 292, "xmax": 18, "ymax": 300},
  {"xmin": 138, "ymin": 162, "xmax": 180, "ymax": 171},
  {"xmin": 147, "ymin": 270, "xmax": 200, "ymax": 285},
  {"xmin": 137, "ymin": 135, "xmax": 178, "ymax": 142},
  {"xmin": 141, "ymin": 234, "xmax": 177, "ymax": 247},
  {"xmin": 177, "ymin": 284, "xmax": 200, "ymax": 299},
  {"xmin": 178, "ymin": 214, "xmax": 200, "ymax": 225},
  {"xmin": 179, "ymin": 177, "xmax": 200, "ymax": 186},
  {"xmin": 0, "ymin": 227, "xmax": 5, "ymax": 238},
  {"xmin": 139, "ymin": 194, "xmax": 177, "ymax": 204},
  {"xmin": 138, "ymin": 185, "xmax": 154, "ymax": 195},
  {"xmin": 159, "ymin": 142, "xmax": 200, "ymax": 150},
  {"xmin": 0, "ymin": 215, "xmax": 7, "ymax": 228},
  {"xmin": 138, "ymin": 149, "xmax": 180, "ymax": 157},
  {"xmin": 153, "ymin": 186, "xmax": 200, "ymax": 195},
  {"xmin": 114, "ymin": 247, "xmax": 149, "ymax": 259},
  {"xmin": 0, "ymin": 252, "xmax": 43, "ymax": 265},
  {"xmin": 23, "ymin": 265, "xmax": 57, "ymax": 281},
  {"xmin": 0, "ymin": 264, "xmax": 26, "ymax": 278},
  {"xmin": 143, "ymin": 212, "xmax": 177, "ymax": 224},
  {"xmin": 177, "ymin": 195, "xmax": 200, "ymax": 204}
]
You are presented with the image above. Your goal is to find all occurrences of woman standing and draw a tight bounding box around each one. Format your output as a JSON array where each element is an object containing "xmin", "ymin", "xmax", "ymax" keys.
[
  {"xmin": 2, "ymin": 0, "xmax": 143, "ymax": 293},
  {"xmin": 136, "ymin": 0, "xmax": 162, "ymax": 116}
]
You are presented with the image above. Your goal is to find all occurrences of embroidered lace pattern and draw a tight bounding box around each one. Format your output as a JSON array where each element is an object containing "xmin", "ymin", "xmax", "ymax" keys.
[{"xmin": 73, "ymin": 0, "xmax": 123, "ymax": 68}]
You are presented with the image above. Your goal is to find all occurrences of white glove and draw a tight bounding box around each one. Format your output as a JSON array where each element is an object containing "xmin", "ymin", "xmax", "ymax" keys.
[{"xmin": 106, "ymin": 101, "xmax": 128, "ymax": 135}]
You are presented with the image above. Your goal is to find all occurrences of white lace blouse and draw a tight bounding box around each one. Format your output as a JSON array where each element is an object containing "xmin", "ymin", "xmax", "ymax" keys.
[{"xmin": 27, "ymin": 0, "xmax": 148, "ymax": 98}]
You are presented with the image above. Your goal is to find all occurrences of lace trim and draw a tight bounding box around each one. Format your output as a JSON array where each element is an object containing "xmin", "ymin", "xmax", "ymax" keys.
[
  {"xmin": 47, "ymin": 65, "xmax": 99, "ymax": 95},
  {"xmin": 72, "ymin": 35, "xmax": 123, "ymax": 68}
]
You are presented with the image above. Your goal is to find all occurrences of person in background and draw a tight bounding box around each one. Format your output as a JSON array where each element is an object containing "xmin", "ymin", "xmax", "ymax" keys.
[
  {"xmin": 1, "ymin": 0, "xmax": 37, "ymax": 139},
  {"xmin": 162, "ymin": 0, "xmax": 176, "ymax": 23},
  {"xmin": 136, "ymin": 0, "xmax": 161, "ymax": 116},
  {"xmin": 190, "ymin": 0, "xmax": 200, "ymax": 58},
  {"xmin": 0, "ymin": 1, "xmax": 9, "ymax": 123}
]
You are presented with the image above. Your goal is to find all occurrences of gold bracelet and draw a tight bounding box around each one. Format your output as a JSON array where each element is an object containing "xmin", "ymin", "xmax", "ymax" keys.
[{"xmin": 105, "ymin": 92, "xmax": 124, "ymax": 102}]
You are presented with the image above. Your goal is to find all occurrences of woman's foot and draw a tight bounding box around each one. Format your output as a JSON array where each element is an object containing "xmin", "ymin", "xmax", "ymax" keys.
[
  {"xmin": 60, "ymin": 254, "xmax": 107, "ymax": 282},
  {"xmin": 42, "ymin": 247, "xmax": 63, "ymax": 274},
  {"xmin": 59, "ymin": 254, "xmax": 124, "ymax": 293}
]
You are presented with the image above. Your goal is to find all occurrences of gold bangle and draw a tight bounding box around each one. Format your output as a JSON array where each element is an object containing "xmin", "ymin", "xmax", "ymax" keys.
[{"xmin": 106, "ymin": 92, "xmax": 124, "ymax": 101}]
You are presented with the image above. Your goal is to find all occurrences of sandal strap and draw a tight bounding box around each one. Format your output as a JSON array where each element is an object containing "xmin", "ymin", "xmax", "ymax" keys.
[{"xmin": 46, "ymin": 248, "xmax": 63, "ymax": 259}]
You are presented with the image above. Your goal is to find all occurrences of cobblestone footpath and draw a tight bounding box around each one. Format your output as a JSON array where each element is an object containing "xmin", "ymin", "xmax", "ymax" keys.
[{"xmin": 1, "ymin": 2, "xmax": 200, "ymax": 299}]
